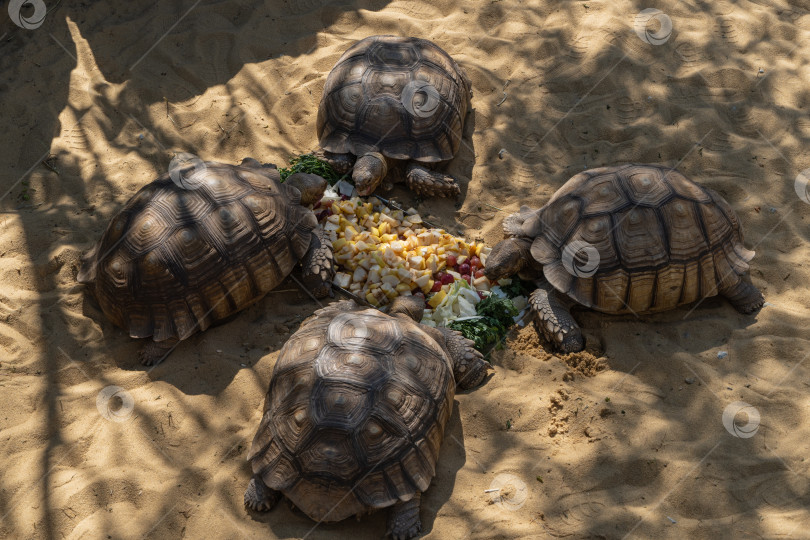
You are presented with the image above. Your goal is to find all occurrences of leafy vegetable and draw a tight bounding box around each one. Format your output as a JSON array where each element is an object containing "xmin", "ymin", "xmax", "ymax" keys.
[
  {"xmin": 499, "ymin": 276, "xmax": 532, "ymax": 298},
  {"xmin": 279, "ymin": 154, "xmax": 343, "ymax": 184},
  {"xmin": 448, "ymin": 317, "xmax": 502, "ymax": 352},
  {"xmin": 448, "ymin": 294, "xmax": 519, "ymax": 354},
  {"xmin": 476, "ymin": 294, "xmax": 518, "ymax": 327}
]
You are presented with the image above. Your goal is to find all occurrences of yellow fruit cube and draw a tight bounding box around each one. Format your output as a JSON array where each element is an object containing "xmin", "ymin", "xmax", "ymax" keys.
[{"xmin": 428, "ymin": 290, "xmax": 447, "ymax": 308}]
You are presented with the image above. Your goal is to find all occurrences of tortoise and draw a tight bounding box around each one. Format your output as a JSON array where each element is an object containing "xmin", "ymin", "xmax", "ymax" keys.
[
  {"xmin": 316, "ymin": 35, "xmax": 471, "ymax": 198},
  {"xmin": 244, "ymin": 296, "xmax": 490, "ymax": 539},
  {"xmin": 77, "ymin": 158, "xmax": 335, "ymax": 366},
  {"xmin": 484, "ymin": 164, "xmax": 764, "ymax": 353}
]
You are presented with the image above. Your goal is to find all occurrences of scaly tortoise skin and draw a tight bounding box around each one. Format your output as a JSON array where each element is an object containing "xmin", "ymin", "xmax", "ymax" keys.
[
  {"xmin": 484, "ymin": 164, "xmax": 764, "ymax": 352},
  {"xmin": 244, "ymin": 297, "xmax": 490, "ymax": 540},
  {"xmin": 317, "ymin": 35, "xmax": 471, "ymax": 198},
  {"xmin": 78, "ymin": 158, "xmax": 335, "ymax": 365}
]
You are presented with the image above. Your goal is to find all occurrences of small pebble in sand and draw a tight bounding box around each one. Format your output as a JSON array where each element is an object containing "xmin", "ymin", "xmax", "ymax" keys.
[
  {"xmin": 717, "ymin": 351, "xmax": 728, "ymax": 359},
  {"xmin": 684, "ymin": 377, "xmax": 695, "ymax": 384},
  {"xmin": 216, "ymin": 349, "xmax": 222, "ymax": 353}
]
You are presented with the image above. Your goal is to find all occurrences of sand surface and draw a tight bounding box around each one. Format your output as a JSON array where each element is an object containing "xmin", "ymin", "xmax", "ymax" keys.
[{"xmin": 2, "ymin": 0, "xmax": 810, "ymax": 538}]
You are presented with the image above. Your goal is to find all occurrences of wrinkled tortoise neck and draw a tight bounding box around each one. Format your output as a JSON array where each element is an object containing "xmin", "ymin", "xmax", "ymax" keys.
[{"xmin": 353, "ymin": 152, "xmax": 389, "ymax": 195}]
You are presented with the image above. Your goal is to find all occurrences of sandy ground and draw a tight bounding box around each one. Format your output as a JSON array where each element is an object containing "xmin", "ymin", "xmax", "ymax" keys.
[{"xmin": 1, "ymin": 0, "xmax": 810, "ymax": 538}]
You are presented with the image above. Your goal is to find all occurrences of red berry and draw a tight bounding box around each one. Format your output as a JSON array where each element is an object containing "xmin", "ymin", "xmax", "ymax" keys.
[
  {"xmin": 474, "ymin": 269, "xmax": 485, "ymax": 279},
  {"xmin": 446, "ymin": 255, "xmax": 457, "ymax": 267},
  {"xmin": 458, "ymin": 263, "xmax": 471, "ymax": 275},
  {"xmin": 441, "ymin": 274, "xmax": 455, "ymax": 285},
  {"xmin": 470, "ymin": 256, "xmax": 481, "ymax": 268},
  {"xmin": 461, "ymin": 274, "xmax": 471, "ymax": 284},
  {"xmin": 430, "ymin": 281, "xmax": 442, "ymax": 292}
]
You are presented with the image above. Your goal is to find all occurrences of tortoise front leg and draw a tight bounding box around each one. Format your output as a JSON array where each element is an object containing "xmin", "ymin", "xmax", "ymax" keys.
[
  {"xmin": 404, "ymin": 162, "xmax": 460, "ymax": 198},
  {"xmin": 301, "ymin": 226, "xmax": 335, "ymax": 299},
  {"xmin": 530, "ymin": 282, "xmax": 584, "ymax": 353},
  {"xmin": 138, "ymin": 338, "xmax": 179, "ymax": 366},
  {"xmin": 244, "ymin": 474, "xmax": 282, "ymax": 512},
  {"xmin": 387, "ymin": 492, "xmax": 421, "ymax": 540},
  {"xmin": 435, "ymin": 326, "xmax": 491, "ymax": 389},
  {"xmin": 317, "ymin": 150, "xmax": 354, "ymax": 175}
]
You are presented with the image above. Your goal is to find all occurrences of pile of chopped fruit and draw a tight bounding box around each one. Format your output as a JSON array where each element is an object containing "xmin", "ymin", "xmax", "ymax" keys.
[{"xmin": 318, "ymin": 196, "xmax": 493, "ymax": 308}]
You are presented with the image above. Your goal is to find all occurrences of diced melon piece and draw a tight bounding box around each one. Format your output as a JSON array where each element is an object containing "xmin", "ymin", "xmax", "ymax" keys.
[
  {"xmin": 380, "ymin": 233, "xmax": 397, "ymax": 243},
  {"xmin": 353, "ymin": 267, "xmax": 367, "ymax": 282},
  {"xmin": 413, "ymin": 273, "xmax": 431, "ymax": 289},
  {"xmin": 420, "ymin": 279, "xmax": 434, "ymax": 294},
  {"xmin": 389, "ymin": 241, "xmax": 404, "ymax": 253},
  {"xmin": 457, "ymin": 255, "xmax": 467, "ymax": 265},
  {"xmin": 332, "ymin": 238, "xmax": 348, "ymax": 251},
  {"xmin": 383, "ymin": 247, "xmax": 400, "ymax": 266},
  {"xmin": 428, "ymin": 290, "xmax": 447, "ymax": 308},
  {"xmin": 473, "ymin": 276, "xmax": 490, "ymax": 291},
  {"xmin": 367, "ymin": 268, "xmax": 381, "ymax": 284},
  {"xmin": 395, "ymin": 283, "xmax": 412, "ymax": 293},
  {"xmin": 344, "ymin": 226, "xmax": 359, "ymax": 241},
  {"xmin": 356, "ymin": 257, "xmax": 371, "ymax": 271},
  {"xmin": 366, "ymin": 292, "xmax": 380, "ymax": 306},
  {"xmin": 408, "ymin": 255, "xmax": 424, "ymax": 270},
  {"xmin": 381, "ymin": 275, "xmax": 399, "ymax": 287},
  {"xmin": 447, "ymin": 270, "xmax": 461, "ymax": 280},
  {"xmin": 396, "ymin": 267, "xmax": 411, "ymax": 281},
  {"xmin": 323, "ymin": 221, "xmax": 339, "ymax": 232},
  {"xmin": 326, "ymin": 214, "xmax": 340, "ymax": 225},
  {"xmin": 333, "ymin": 272, "xmax": 351, "ymax": 288},
  {"xmin": 354, "ymin": 240, "xmax": 372, "ymax": 252}
]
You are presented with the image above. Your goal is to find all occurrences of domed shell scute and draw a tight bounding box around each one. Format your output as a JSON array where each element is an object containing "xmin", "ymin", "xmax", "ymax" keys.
[
  {"xmin": 527, "ymin": 164, "xmax": 753, "ymax": 314},
  {"xmin": 249, "ymin": 301, "xmax": 455, "ymax": 521},
  {"xmin": 317, "ymin": 35, "xmax": 471, "ymax": 163}
]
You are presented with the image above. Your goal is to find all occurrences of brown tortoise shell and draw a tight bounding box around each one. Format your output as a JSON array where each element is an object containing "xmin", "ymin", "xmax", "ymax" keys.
[
  {"xmin": 247, "ymin": 301, "xmax": 455, "ymax": 522},
  {"xmin": 516, "ymin": 164, "xmax": 755, "ymax": 314},
  {"xmin": 316, "ymin": 35, "xmax": 471, "ymax": 163},
  {"xmin": 77, "ymin": 162, "xmax": 317, "ymax": 342}
]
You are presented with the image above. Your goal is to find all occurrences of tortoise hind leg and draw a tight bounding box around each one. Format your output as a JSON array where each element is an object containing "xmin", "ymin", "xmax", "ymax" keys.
[
  {"xmin": 301, "ymin": 227, "xmax": 335, "ymax": 299},
  {"xmin": 721, "ymin": 279, "xmax": 764, "ymax": 314},
  {"xmin": 387, "ymin": 493, "xmax": 421, "ymax": 540},
  {"xmin": 138, "ymin": 338, "xmax": 179, "ymax": 366},
  {"xmin": 405, "ymin": 162, "xmax": 460, "ymax": 197},
  {"xmin": 530, "ymin": 283, "xmax": 584, "ymax": 353},
  {"xmin": 244, "ymin": 474, "xmax": 282, "ymax": 512}
]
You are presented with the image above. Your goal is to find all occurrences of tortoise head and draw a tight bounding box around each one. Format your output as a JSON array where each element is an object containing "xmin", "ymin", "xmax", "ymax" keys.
[
  {"xmin": 285, "ymin": 173, "xmax": 328, "ymax": 206},
  {"xmin": 484, "ymin": 237, "xmax": 532, "ymax": 281},
  {"xmin": 388, "ymin": 295, "xmax": 425, "ymax": 322},
  {"xmin": 352, "ymin": 152, "xmax": 388, "ymax": 196}
]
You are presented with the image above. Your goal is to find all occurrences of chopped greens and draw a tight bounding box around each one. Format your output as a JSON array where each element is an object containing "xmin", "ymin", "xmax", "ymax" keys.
[
  {"xmin": 499, "ymin": 276, "xmax": 532, "ymax": 298},
  {"xmin": 448, "ymin": 290, "xmax": 523, "ymax": 355},
  {"xmin": 279, "ymin": 154, "xmax": 343, "ymax": 184}
]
